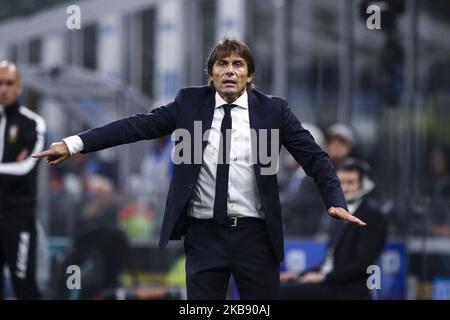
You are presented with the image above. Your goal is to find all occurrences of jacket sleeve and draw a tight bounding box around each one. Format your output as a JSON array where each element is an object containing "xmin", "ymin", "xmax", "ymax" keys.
[
  {"xmin": 0, "ymin": 113, "xmax": 46, "ymax": 178},
  {"xmin": 80, "ymin": 92, "xmax": 180, "ymax": 154},
  {"xmin": 280, "ymin": 100, "xmax": 347, "ymax": 210}
]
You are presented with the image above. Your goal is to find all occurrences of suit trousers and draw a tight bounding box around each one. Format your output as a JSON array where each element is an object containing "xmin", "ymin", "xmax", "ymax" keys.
[{"xmin": 184, "ymin": 217, "xmax": 280, "ymax": 300}]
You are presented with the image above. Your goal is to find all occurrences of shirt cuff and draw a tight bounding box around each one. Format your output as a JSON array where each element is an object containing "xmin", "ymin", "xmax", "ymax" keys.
[{"xmin": 62, "ymin": 135, "xmax": 84, "ymax": 156}]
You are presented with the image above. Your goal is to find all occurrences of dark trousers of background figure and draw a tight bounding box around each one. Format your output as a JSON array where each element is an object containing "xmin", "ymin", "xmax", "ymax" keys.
[
  {"xmin": 184, "ymin": 218, "xmax": 280, "ymax": 300},
  {"xmin": 0, "ymin": 208, "xmax": 40, "ymax": 299}
]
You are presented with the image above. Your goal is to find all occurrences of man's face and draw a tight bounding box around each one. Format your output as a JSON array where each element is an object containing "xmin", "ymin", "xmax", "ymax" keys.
[
  {"xmin": 337, "ymin": 170, "xmax": 361, "ymax": 195},
  {"xmin": 209, "ymin": 53, "xmax": 252, "ymax": 103},
  {"xmin": 0, "ymin": 66, "xmax": 21, "ymax": 106},
  {"xmin": 327, "ymin": 136, "xmax": 352, "ymax": 165}
]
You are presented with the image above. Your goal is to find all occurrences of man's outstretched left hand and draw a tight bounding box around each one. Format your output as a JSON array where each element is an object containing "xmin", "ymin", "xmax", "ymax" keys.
[{"xmin": 328, "ymin": 206, "xmax": 366, "ymax": 226}]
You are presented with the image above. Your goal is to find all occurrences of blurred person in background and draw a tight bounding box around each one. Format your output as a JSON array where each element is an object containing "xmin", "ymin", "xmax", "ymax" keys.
[
  {"xmin": 280, "ymin": 123, "xmax": 327, "ymax": 237},
  {"xmin": 78, "ymin": 174, "xmax": 119, "ymax": 232},
  {"xmin": 138, "ymin": 136, "xmax": 173, "ymax": 236},
  {"xmin": 279, "ymin": 158, "xmax": 387, "ymax": 299},
  {"xmin": 0, "ymin": 61, "xmax": 46, "ymax": 299},
  {"xmin": 427, "ymin": 145, "xmax": 450, "ymax": 237},
  {"xmin": 49, "ymin": 173, "xmax": 129, "ymax": 299},
  {"xmin": 46, "ymin": 151, "xmax": 119, "ymax": 238},
  {"xmin": 325, "ymin": 123, "xmax": 357, "ymax": 167},
  {"xmin": 428, "ymin": 145, "xmax": 450, "ymax": 198}
]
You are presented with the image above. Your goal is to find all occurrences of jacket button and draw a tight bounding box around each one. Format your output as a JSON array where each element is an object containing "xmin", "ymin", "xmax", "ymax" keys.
[{"xmin": 188, "ymin": 183, "xmax": 194, "ymax": 189}]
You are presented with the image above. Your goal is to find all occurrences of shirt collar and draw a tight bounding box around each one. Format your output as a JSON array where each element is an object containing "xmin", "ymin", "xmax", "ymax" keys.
[{"xmin": 215, "ymin": 90, "xmax": 248, "ymax": 109}]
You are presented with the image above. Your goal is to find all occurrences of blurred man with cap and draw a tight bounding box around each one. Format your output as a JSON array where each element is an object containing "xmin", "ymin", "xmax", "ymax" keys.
[{"xmin": 280, "ymin": 158, "xmax": 387, "ymax": 299}]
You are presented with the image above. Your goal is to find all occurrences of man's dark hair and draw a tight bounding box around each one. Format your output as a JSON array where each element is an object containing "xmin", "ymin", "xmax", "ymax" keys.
[{"xmin": 205, "ymin": 37, "xmax": 256, "ymax": 90}]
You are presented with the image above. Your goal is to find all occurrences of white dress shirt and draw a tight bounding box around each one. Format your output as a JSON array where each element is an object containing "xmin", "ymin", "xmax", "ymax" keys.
[
  {"xmin": 188, "ymin": 91, "xmax": 263, "ymax": 219},
  {"xmin": 63, "ymin": 90, "xmax": 264, "ymax": 220}
]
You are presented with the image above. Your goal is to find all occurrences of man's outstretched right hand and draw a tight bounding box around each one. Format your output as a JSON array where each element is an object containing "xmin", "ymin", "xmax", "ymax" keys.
[{"xmin": 32, "ymin": 141, "xmax": 71, "ymax": 166}]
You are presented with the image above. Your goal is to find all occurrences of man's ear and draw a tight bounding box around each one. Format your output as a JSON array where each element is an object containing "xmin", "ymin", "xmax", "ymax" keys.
[{"xmin": 247, "ymin": 74, "xmax": 253, "ymax": 83}]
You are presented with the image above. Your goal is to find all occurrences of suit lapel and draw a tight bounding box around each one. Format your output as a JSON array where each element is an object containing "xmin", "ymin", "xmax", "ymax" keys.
[
  {"xmin": 248, "ymin": 90, "xmax": 264, "ymax": 165},
  {"xmin": 199, "ymin": 90, "xmax": 216, "ymax": 152},
  {"xmin": 248, "ymin": 90, "xmax": 265, "ymax": 183},
  {"xmin": 248, "ymin": 90, "xmax": 264, "ymax": 131}
]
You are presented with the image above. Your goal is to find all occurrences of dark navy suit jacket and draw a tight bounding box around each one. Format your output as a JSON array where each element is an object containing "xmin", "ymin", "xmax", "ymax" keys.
[{"xmin": 79, "ymin": 86, "xmax": 347, "ymax": 262}]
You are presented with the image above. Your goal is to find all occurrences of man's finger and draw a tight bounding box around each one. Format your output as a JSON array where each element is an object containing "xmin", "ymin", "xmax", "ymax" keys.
[
  {"xmin": 330, "ymin": 207, "xmax": 367, "ymax": 226},
  {"xmin": 48, "ymin": 159, "xmax": 60, "ymax": 166},
  {"xmin": 346, "ymin": 214, "xmax": 366, "ymax": 226},
  {"xmin": 48, "ymin": 156, "xmax": 63, "ymax": 166},
  {"xmin": 32, "ymin": 150, "xmax": 53, "ymax": 158}
]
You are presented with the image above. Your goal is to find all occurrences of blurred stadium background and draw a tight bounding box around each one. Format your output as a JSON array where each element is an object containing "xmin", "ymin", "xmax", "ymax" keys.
[{"xmin": 1, "ymin": 0, "xmax": 450, "ymax": 300}]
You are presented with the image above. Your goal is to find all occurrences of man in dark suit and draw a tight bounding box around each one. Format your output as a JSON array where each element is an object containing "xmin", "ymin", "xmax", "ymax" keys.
[
  {"xmin": 33, "ymin": 37, "xmax": 365, "ymax": 300},
  {"xmin": 279, "ymin": 158, "xmax": 387, "ymax": 299}
]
